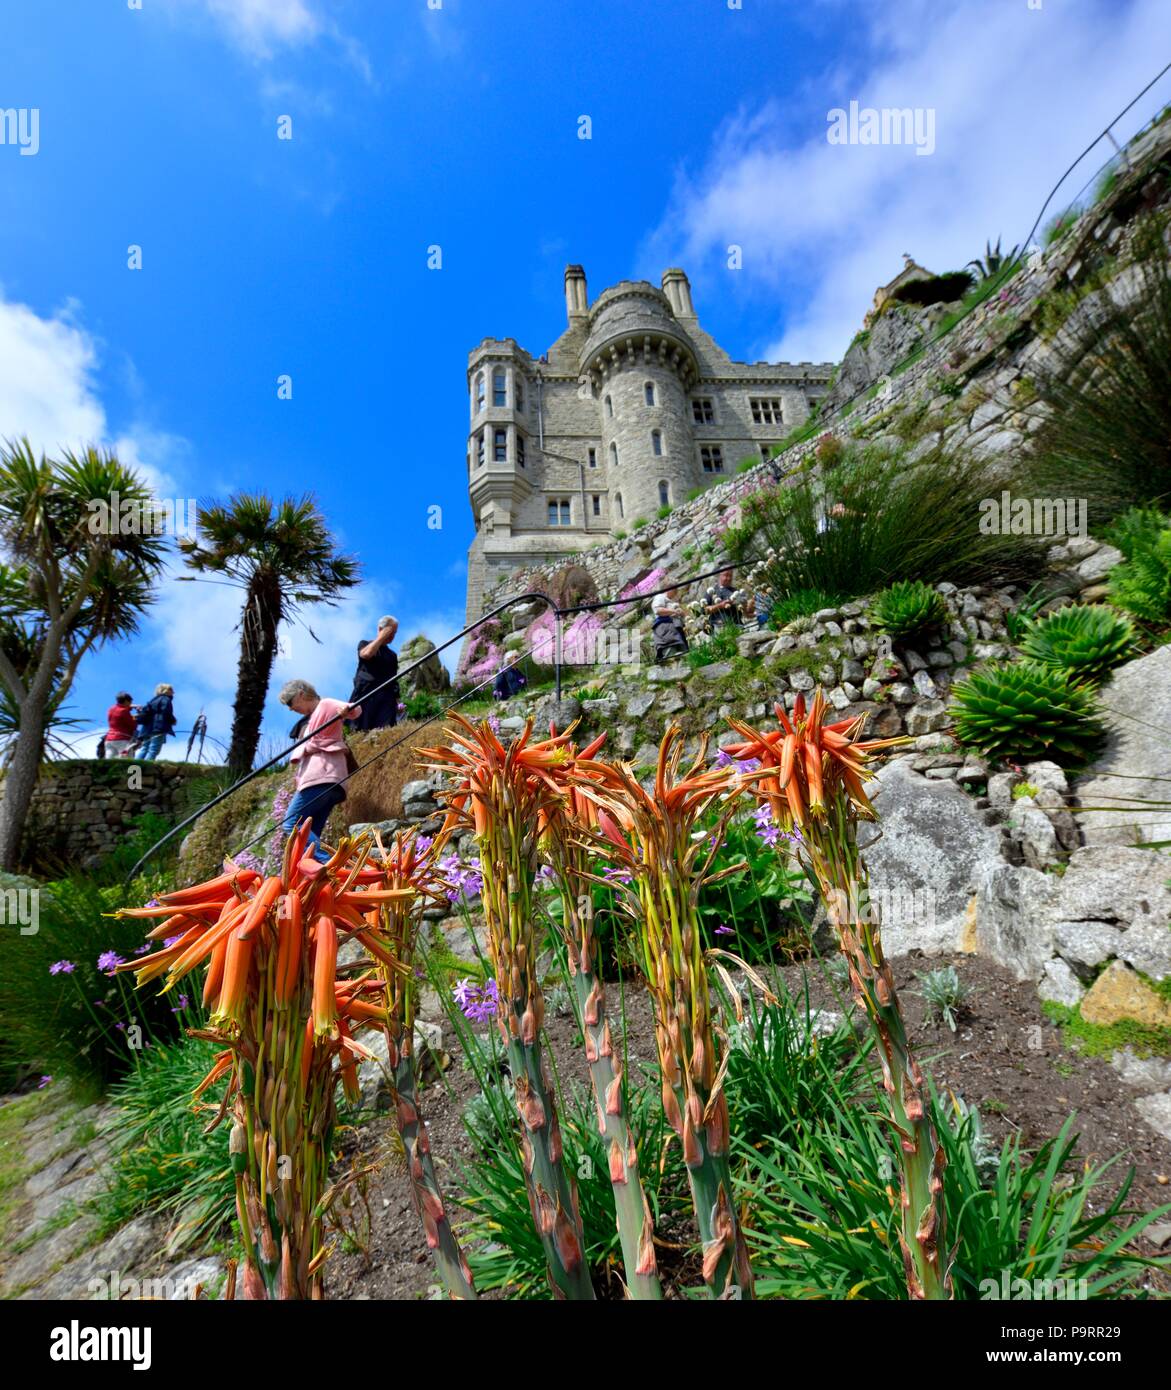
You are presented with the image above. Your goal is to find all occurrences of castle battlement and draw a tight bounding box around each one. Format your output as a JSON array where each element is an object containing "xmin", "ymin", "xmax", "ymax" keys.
[{"xmin": 464, "ymin": 266, "xmax": 835, "ymax": 621}]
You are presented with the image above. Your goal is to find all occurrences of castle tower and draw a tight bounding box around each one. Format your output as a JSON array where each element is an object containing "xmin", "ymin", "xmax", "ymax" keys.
[
  {"xmin": 466, "ymin": 338, "xmax": 533, "ymax": 542},
  {"xmin": 582, "ymin": 278, "xmax": 699, "ymax": 524}
]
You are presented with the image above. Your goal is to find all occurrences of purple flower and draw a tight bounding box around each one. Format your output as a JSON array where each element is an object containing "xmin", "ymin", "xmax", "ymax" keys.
[
  {"xmin": 452, "ymin": 977, "xmax": 477, "ymax": 1010},
  {"xmin": 163, "ymin": 934, "xmax": 183, "ymax": 948},
  {"xmin": 37, "ymin": 1075, "xmax": 51, "ymax": 1090},
  {"xmin": 715, "ymin": 924, "xmax": 734, "ymax": 936},
  {"xmin": 535, "ymin": 864, "xmax": 555, "ymax": 885},
  {"xmin": 487, "ymin": 714, "xmax": 501, "ymax": 735},
  {"xmin": 414, "ymin": 834, "xmax": 434, "ymax": 855},
  {"xmin": 453, "ymin": 976, "xmax": 499, "ymax": 1022},
  {"xmin": 49, "ymin": 960, "xmax": 76, "ymax": 976},
  {"xmin": 133, "ymin": 943, "xmax": 152, "ymax": 956},
  {"xmin": 714, "ymin": 747, "xmax": 735, "ymax": 769},
  {"xmin": 97, "ymin": 950, "xmax": 124, "ymax": 975},
  {"xmin": 602, "ymin": 864, "xmax": 633, "ymax": 886}
]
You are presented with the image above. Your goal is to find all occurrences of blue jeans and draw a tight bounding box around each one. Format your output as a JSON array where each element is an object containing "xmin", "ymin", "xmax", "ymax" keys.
[
  {"xmin": 282, "ymin": 783, "xmax": 346, "ymax": 862},
  {"xmin": 139, "ymin": 734, "xmax": 165, "ymax": 760}
]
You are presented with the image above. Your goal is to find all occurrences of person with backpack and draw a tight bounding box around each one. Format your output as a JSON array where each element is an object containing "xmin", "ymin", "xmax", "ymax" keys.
[
  {"xmin": 278, "ymin": 679, "xmax": 362, "ymax": 862},
  {"xmin": 103, "ymin": 692, "xmax": 138, "ymax": 758},
  {"xmin": 136, "ymin": 683, "xmax": 177, "ymax": 760}
]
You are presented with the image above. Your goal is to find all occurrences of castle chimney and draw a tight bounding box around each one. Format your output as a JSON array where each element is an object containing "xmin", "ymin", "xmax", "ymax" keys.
[
  {"xmin": 564, "ymin": 265, "xmax": 588, "ymax": 322},
  {"xmin": 661, "ymin": 268, "xmax": 695, "ymax": 318}
]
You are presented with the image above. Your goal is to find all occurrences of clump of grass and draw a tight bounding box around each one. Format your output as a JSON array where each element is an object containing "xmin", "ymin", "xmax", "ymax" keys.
[{"xmin": 918, "ymin": 966, "xmax": 971, "ymax": 1032}]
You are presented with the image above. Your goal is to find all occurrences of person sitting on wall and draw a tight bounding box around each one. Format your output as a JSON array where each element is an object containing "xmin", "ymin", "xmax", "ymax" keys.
[
  {"xmin": 349, "ymin": 615, "xmax": 399, "ymax": 731},
  {"xmin": 703, "ymin": 568, "xmax": 743, "ymax": 629},
  {"xmin": 104, "ymin": 692, "xmax": 138, "ymax": 759},
  {"xmin": 651, "ymin": 586, "xmax": 689, "ymax": 661},
  {"xmin": 493, "ymin": 651, "xmax": 527, "ymax": 701}
]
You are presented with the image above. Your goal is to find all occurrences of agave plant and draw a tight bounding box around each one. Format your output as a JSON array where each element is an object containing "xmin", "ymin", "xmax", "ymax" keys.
[
  {"xmin": 950, "ymin": 662, "xmax": 1105, "ymax": 765},
  {"xmin": 361, "ymin": 826, "xmax": 476, "ymax": 1299},
  {"xmin": 1019, "ymin": 604, "xmax": 1135, "ymax": 684},
  {"xmin": 871, "ymin": 579, "xmax": 949, "ymax": 643},
  {"xmin": 422, "ymin": 715, "xmax": 594, "ymax": 1300},
  {"xmin": 966, "ymin": 236, "xmax": 1021, "ymax": 281},
  {"xmin": 725, "ymin": 693, "xmax": 951, "ymax": 1300},
  {"xmin": 573, "ymin": 728, "xmax": 756, "ymax": 1299},
  {"xmin": 540, "ymin": 727, "xmax": 662, "ymax": 1300},
  {"xmin": 114, "ymin": 823, "xmax": 410, "ymax": 1297}
]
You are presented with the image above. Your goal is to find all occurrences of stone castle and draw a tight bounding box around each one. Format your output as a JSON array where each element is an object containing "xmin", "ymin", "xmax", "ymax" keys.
[{"xmin": 463, "ymin": 266, "xmax": 835, "ymax": 620}]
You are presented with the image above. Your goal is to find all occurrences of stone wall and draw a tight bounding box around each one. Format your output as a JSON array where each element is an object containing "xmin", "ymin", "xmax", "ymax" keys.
[{"xmin": 19, "ymin": 760, "xmax": 211, "ymax": 872}]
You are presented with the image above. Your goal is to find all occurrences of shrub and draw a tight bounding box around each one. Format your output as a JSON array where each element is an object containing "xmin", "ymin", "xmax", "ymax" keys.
[
  {"xmin": 872, "ymin": 580, "xmax": 949, "ymax": 643},
  {"xmin": 1106, "ymin": 507, "xmax": 1171, "ymax": 626},
  {"xmin": 1019, "ymin": 604, "xmax": 1136, "ymax": 683},
  {"xmin": 770, "ymin": 588, "xmax": 846, "ymax": 627},
  {"xmin": 685, "ymin": 624, "xmax": 740, "ymax": 669},
  {"xmin": 656, "ymin": 504, "xmax": 672, "ymax": 520},
  {"xmin": 403, "ymin": 690, "xmax": 444, "ymax": 720},
  {"xmin": 951, "ymin": 662, "xmax": 1105, "ymax": 766},
  {"xmin": 1027, "ymin": 228, "xmax": 1171, "ymax": 525},
  {"xmin": 631, "ymin": 517, "xmax": 648, "ymax": 531},
  {"xmin": 815, "ymin": 433, "xmax": 844, "ymax": 467},
  {"xmin": 98, "ymin": 1038, "xmax": 234, "ymax": 1254},
  {"xmin": 722, "ymin": 440, "xmax": 1043, "ymax": 606},
  {"xmin": 0, "ymin": 873, "xmax": 198, "ymax": 1094}
]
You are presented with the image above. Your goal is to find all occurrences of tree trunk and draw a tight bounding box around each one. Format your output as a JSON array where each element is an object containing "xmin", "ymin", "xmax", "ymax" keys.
[
  {"xmin": 227, "ymin": 578, "xmax": 281, "ymax": 776},
  {"xmin": 0, "ymin": 644, "xmax": 58, "ymax": 871}
]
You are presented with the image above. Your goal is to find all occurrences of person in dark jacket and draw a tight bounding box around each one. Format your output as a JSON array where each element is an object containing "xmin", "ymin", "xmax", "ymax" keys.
[
  {"xmin": 493, "ymin": 652, "xmax": 527, "ymax": 701},
  {"xmin": 136, "ymin": 683, "xmax": 176, "ymax": 760},
  {"xmin": 348, "ymin": 615, "xmax": 399, "ymax": 731}
]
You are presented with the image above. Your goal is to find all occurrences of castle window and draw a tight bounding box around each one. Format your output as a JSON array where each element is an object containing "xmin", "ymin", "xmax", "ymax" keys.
[
  {"xmin": 701, "ymin": 445, "xmax": 724, "ymax": 473},
  {"xmin": 750, "ymin": 397, "xmax": 784, "ymax": 425},
  {"xmin": 517, "ymin": 434, "xmax": 526, "ymax": 467},
  {"xmin": 692, "ymin": 397, "xmax": 714, "ymax": 424},
  {"xmin": 476, "ymin": 431, "xmax": 485, "ymax": 466},
  {"xmin": 652, "ymin": 430, "xmax": 663, "ymax": 456},
  {"xmin": 658, "ymin": 481, "xmax": 670, "ymax": 507},
  {"xmin": 592, "ymin": 494, "xmax": 601, "ymax": 517},
  {"xmin": 548, "ymin": 498, "xmax": 571, "ymax": 527},
  {"xmin": 588, "ymin": 448, "xmax": 597, "ymax": 468},
  {"xmin": 605, "ymin": 395, "xmax": 613, "ymax": 419},
  {"xmin": 609, "ymin": 442, "xmax": 618, "ymax": 468},
  {"xmin": 493, "ymin": 371, "xmax": 507, "ymax": 408},
  {"xmin": 516, "ymin": 379, "xmax": 524, "ymax": 412},
  {"xmin": 475, "ymin": 374, "xmax": 485, "ymax": 413},
  {"xmin": 614, "ymin": 491, "xmax": 624, "ymax": 519},
  {"xmin": 494, "ymin": 428, "xmax": 507, "ymax": 462},
  {"xmin": 644, "ymin": 382, "xmax": 656, "ymax": 406},
  {"xmin": 760, "ymin": 443, "xmax": 779, "ymax": 464}
]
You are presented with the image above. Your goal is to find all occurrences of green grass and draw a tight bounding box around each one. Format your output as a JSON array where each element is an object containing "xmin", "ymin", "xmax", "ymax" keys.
[{"xmin": 1042, "ymin": 1001, "xmax": 1171, "ymax": 1059}]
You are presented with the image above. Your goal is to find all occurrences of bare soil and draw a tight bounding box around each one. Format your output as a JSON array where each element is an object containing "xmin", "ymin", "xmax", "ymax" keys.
[{"xmin": 326, "ymin": 950, "xmax": 1171, "ymax": 1301}]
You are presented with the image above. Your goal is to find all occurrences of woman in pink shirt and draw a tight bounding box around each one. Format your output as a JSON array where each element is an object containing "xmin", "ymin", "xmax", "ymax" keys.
[{"xmin": 278, "ymin": 679, "xmax": 362, "ymax": 862}]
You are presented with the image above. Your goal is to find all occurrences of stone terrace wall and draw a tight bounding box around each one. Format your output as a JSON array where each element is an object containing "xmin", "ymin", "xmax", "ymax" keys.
[{"xmin": 19, "ymin": 760, "xmax": 211, "ymax": 872}]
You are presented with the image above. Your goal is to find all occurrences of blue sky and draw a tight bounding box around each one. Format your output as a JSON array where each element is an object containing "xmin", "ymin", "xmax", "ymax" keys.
[{"xmin": 0, "ymin": 0, "xmax": 1167, "ymax": 760}]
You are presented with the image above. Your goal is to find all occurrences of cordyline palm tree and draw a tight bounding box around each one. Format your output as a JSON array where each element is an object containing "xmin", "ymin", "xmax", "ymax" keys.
[
  {"xmin": 179, "ymin": 495, "xmax": 358, "ymax": 775},
  {"xmin": 0, "ymin": 439, "xmax": 165, "ymax": 870}
]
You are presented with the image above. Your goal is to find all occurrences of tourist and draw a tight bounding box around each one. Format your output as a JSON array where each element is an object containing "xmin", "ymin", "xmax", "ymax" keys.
[
  {"xmin": 136, "ymin": 684, "xmax": 177, "ymax": 760},
  {"xmin": 104, "ymin": 692, "xmax": 137, "ymax": 759},
  {"xmin": 651, "ymin": 586, "xmax": 689, "ymax": 661},
  {"xmin": 703, "ymin": 568, "xmax": 742, "ymax": 629},
  {"xmin": 279, "ymin": 679, "xmax": 361, "ymax": 862},
  {"xmin": 493, "ymin": 651, "xmax": 527, "ymax": 701},
  {"xmin": 348, "ymin": 616, "xmax": 399, "ymax": 731}
]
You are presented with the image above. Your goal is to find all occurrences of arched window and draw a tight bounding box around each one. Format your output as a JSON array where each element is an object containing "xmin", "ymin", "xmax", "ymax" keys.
[
  {"xmin": 615, "ymin": 491, "xmax": 624, "ymax": 519},
  {"xmin": 605, "ymin": 395, "xmax": 613, "ymax": 419},
  {"xmin": 475, "ymin": 374, "xmax": 485, "ymax": 412},
  {"xmin": 493, "ymin": 371, "xmax": 506, "ymax": 408},
  {"xmin": 644, "ymin": 381, "xmax": 656, "ymax": 406},
  {"xmin": 652, "ymin": 430, "xmax": 663, "ymax": 456},
  {"xmin": 609, "ymin": 442, "xmax": 618, "ymax": 468},
  {"xmin": 658, "ymin": 480, "xmax": 670, "ymax": 507}
]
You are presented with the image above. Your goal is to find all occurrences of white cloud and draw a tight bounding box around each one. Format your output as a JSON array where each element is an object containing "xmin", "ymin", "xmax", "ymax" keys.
[
  {"xmin": 641, "ymin": 0, "xmax": 1171, "ymax": 363},
  {"xmin": 186, "ymin": 0, "xmax": 321, "ymax": 57},
  {"xmin": 0, "ymin": 295, "xmax": 105, "ymax": 453}
]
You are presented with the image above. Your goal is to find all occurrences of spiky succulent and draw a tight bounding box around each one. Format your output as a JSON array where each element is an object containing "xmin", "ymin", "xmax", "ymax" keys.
[
  {"xmin": 871, "ymin": 580, "xmax": 949, "ymax": 643},
  {"xmin": 950, "ymin": 662, "xmax": 1105, "ymax": 766},
  {"xmin": 1019, "ymin": 604, "xmax": 1135, "ymax": 684}
]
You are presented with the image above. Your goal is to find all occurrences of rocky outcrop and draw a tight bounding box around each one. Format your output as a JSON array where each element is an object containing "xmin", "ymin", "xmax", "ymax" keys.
[
  {"xmin": 400, "ymin": 634, "xmax": 452, "ymax": 696},
  {"xmin": 1075, "ymin": 644, "xmax": 1171, "ymax": 849}
]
